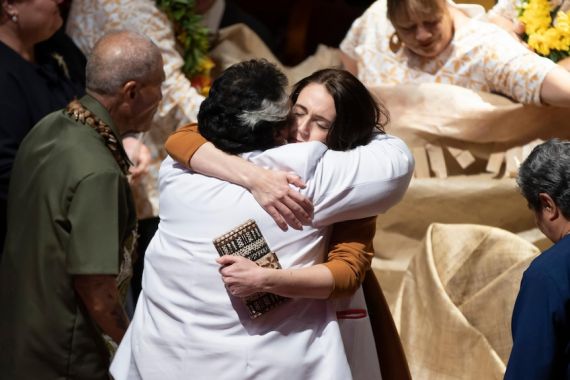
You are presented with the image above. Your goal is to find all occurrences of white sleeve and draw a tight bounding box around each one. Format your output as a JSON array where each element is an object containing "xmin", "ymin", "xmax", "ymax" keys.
[
  {"xmin": 245, "ymin": 134, "xmax": 413, "ymax": 228},
  {"xmin": 478, "ymin": 23, "xmax": 557, "ymax": 105},
  {"xmin": 487, "ymin": 0, "xmax": 519, "ymax": 21},
  {"xmin": 309, "ymin": 134, "xmax": 414, "ymax": 227},
  {"xmin": 339, "ymin": 0, "xmax": 388, "ymax": 59}
]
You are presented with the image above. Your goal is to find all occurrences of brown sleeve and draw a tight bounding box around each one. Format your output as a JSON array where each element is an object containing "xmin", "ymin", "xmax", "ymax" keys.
[
  {"xmin": 323, "ymin": 216, "xmax": 377, "ymax": 298},
  {"xmin": 164, "ymin": 123, "xmax": 208, "ymax": 168}
]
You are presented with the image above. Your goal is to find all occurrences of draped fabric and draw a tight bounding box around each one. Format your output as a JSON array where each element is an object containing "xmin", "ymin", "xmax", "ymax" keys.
[{"xmin": 394, "ymin": 223, "xmax": 539, "ymax": 380}]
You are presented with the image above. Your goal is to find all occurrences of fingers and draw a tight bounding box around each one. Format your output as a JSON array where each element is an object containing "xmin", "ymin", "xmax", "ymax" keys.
[
  {"xmin": 216, "ymin": 255, "xmax": 241, "ymax": 266},
  {"xmin": 286, "ymin": 189, "xmax": 314, "ymax": 220},
  {"xmin": 272, "ymin": 202, "xmax": 302, "ymax": 231},
  {"xmin": 276, "ymin": 189, "xmax": 314, "ymax": 227},
  {"xmin": 264, "ymin": 194, "xmax": 313, "ymax": 231},
  {"xmin": 513, "ymin": 20, "xmax": 526, "ymax": 36},
  {"xmin": 265, "ymin": 205, "xmax": 289, "ymax": 231},
  {"xmin": 129, "ymin": 165, "xmax": 146, "ymax": 177},
  {"xmin": 217, "ymin": 256, "xmax": 257, "ymax": 297},
  {"xmin": 286, "ymin": 173, "xmax": 306, "ymax": 189}
]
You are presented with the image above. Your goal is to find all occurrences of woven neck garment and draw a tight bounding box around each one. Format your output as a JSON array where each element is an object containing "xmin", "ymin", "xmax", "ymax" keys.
[{"xmin": 66, "ymin": 99, "xmax": 131, "ymax": 174}]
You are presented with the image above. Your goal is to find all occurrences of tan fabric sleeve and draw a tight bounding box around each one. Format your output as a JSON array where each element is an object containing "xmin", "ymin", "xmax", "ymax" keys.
[
  {"xmin": 323, "ymin": 216, "xmax": 376, "ymax": 298},
  {"xmin": 164, "ymin": 123, "xmax": 207, "ymax": 168}
]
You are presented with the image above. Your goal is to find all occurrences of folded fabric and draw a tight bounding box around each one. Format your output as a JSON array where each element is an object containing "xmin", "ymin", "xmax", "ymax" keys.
[
  {"xmin": 370, "ymin": 83, "xmax": 570, "ymax": 177},
  {"xmin": 395, "ymin": 223, "xmax": 539, "ymax": 380},
  {"xmin": 209, "ymin": 23, "xmax": 342, "ymax": 86}
]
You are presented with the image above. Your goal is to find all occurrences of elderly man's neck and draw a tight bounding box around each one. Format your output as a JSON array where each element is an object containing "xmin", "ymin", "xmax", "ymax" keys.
[{"xmin": 86, "ymin": 89, "xmax": 131, "ymax": 136}]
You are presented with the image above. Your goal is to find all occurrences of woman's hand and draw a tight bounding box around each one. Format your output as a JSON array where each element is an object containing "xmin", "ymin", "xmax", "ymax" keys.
[
  {"xmin": 186, "ymin": 141, "xmax": 314, "ymax": 231},
  {"xmin": 122, "ymin": 134, "xmax": 151, "ymax": 184},
  {"xmin": 217, "ymin": 255, "xmax": 268, "ymax": 297},
  {"xmin": 247, "ymin": 166, "xmax": 314, "ymax": 231}
]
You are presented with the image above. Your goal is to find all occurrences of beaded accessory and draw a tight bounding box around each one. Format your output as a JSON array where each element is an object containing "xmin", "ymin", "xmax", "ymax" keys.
[{"xmin": 66, "ymin": 100, "xmax": 131, "ymax": 175}]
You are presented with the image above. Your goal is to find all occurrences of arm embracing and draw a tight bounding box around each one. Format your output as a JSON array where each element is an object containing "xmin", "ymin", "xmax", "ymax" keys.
[
  {"xmin": 164, "ymin": 124, "xmax": 208, "ymax": 167},
  {"xmin": 165, "ymin": 125, "xmax": 313, "ymax": 230},
  {"xmin": 540, "ymin": 66, "xmax": 570, "ymax": 107},
  {"xmin": 218, "ymin": 217, "xmax": 377, "ymax": 300},
  {"xmin": 323, "ymin": 216, "xmax": 377, "ymax": 298},
  {"xmin": 311, "ymin": 134, "xmax": 414, "ymax": 226},
  {"xmin": 217, "ymin": 255, "xmax": 335, "ymax": 299}
]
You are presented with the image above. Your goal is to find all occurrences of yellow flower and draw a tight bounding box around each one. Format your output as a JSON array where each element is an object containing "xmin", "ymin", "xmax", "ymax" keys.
[
  {"xmin": 528, "ymin": 32, "xmax": 551, "ymax": 55},
  {"xmin": 555, "ymin": 11, "xmax": 570, "ymax": 34},
  {"xmin": 520, "ymin": 0, "xmax": 551, "ymax": 34},
  {"xmin": 519, "ymin": 0, "xmax": 570, "ymax": 60},
  {"xmin": 197, "ymin": 56, "xmax": 215, "ymax": 73}
]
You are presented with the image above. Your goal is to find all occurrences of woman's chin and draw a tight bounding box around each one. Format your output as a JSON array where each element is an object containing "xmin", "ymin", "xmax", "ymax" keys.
[{"xmin": 411, "ymin": 46, "xmax": 443, "ymax": 59}]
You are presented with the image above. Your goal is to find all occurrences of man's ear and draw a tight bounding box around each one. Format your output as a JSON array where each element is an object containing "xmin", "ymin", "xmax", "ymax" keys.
[
  {"xmin": 538, "ymin": 193, "xmax": 559, "ymax": 221},
  {"xmin": 122, "ymin": 80, "xmax": 137, "ymax": 101}
]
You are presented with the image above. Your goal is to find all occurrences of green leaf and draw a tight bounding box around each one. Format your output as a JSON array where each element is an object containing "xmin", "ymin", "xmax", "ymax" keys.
[{"xmin": 155, "ymin": 0, "xmax": 210, "ymax": 77}]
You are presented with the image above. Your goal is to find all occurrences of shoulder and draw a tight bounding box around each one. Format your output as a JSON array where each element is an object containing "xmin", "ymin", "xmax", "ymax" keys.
[
  {"xmin": 38, "ymin": 29, "xmax": 86, "ymax": 85},
  {"xmin": 320, "ymin": 134, "xmax": 413, "ymax": 180},
  {"xmin": 341, "ymin": 0, "xmax": 392, "ymax": 46},
  {"xmin": 523, "ymin": 239, "xmax": 570, "ymax": 293},
  {"xmin": 360, "ymin": 0, "xmax": 388, "ymax": 21},
  {"xmin": 0, "ymin": 45, "xmax": 33, "ymax": 91},
  {"xmin": 245, "ymin": 141, "xmax": 329, "ymax": 180},
  {"xmin": 25, "ymin": 110, "xmax": 122, "ymax": 172},
  {"xmin": 455, "ymin": 17, "xmax": 526, "ymax": 53},
  {"xmin": 528, "ymin": 238, "xmax": 570, "ymax": 274}
]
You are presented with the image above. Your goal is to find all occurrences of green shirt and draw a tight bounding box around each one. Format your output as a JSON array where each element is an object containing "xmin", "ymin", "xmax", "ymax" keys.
[{"xmin": 0, "ymin": 95, "xmax": 136, "ymax": 380}]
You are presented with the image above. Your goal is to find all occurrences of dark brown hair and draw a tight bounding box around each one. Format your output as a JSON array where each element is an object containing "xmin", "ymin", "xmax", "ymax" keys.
[{"xmin": 290, "ymin": 69, "xmax": 388, "ymax": 151}]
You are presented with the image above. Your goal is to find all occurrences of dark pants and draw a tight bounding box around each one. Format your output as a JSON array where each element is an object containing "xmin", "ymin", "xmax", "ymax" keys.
[
  {"xmin": 0, "ymin": 199, "xmax": 6, "ymax": 261},
  {"xmin": 130, "ymin": 217, "xmax": 159, "ymax": 306}
]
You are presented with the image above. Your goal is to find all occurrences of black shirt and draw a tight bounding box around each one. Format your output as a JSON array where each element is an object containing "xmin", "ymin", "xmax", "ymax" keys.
[
  {"xmin": 0, "ymin": 28, "xmax": 85, "ymax": 253},
  {"xmin": 0, "ymin": 28, "xmax": 86, "ymax": 201}
]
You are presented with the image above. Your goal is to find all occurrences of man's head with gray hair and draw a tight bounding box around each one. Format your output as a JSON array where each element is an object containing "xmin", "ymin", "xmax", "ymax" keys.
[
  {"xmin": 518, "ymin": 139, "xmax": 570, "ymax": 218},
  {"xmin": 85, "ymin": 30, "xmax": 165, "ymax": 135},
  {"xmin": 86, "ymin": 30, "xmax": 162, "ymax": 95},
  {"xmin": 518, "ymin": 139, "xmax": 570, "ymax": 242}
]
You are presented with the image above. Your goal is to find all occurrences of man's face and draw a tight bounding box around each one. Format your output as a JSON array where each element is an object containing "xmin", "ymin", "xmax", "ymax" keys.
[{"xmin": 128, "ymin": 59, "xmax": 165, "ymax": 133}]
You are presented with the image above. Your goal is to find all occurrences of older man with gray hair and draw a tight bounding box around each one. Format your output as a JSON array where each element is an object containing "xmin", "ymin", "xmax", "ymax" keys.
[
  {"xmin": 0, "ymin": 30, "xmax": 164, "ymax": 379},
  {"xmin": 505, "ymin": 139, "xmax": 570, "ymax": 379}
]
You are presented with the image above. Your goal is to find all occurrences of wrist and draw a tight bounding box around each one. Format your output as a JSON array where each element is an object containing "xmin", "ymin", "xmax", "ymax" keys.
[
  {"xmin": 240, "ymin": 164, "xmax": 263, "ymax": 190},
  {"xmin": 258, "ymin": 267, "xmax": 278, "ymax": 293}
]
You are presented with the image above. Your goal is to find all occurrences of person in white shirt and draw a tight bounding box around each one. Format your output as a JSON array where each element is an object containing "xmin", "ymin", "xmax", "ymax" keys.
[
  {"xmin": 340, "ymin": 0, "xmax": 570, "ymax": 107},
  {"xmin": 111, "ymin": 59, "xmax": 414, "ymax": 380}
]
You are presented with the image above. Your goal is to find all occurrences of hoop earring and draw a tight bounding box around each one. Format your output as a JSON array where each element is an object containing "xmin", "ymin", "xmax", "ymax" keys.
[{"xmin": 389, "ymin": 32, "xmax": 402, "ymax": 53}]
